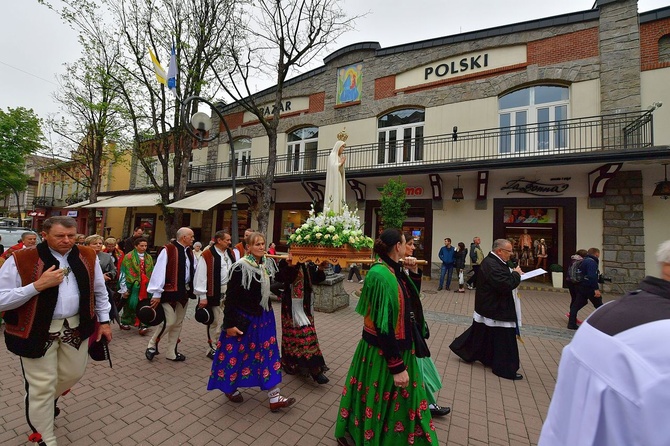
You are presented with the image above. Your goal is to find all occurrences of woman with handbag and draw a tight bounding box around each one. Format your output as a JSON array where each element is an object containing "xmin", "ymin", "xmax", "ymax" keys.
[
  {"xmin": 335, "ymin": 228, "xmax": 438, "ymax": 446},
  {"xmin": 207, "ymin": 232, "xmax": 296, "ymax": 412},
  {"xmin": 118, "ymin": 237, "xmax": 154, "ymax": 335},
  {"xmin": 454, "ymin": 242, "xmax": 468, "ymax": 293},
  {"xmin": 403, "ymin": 233, "xmax": 451, "ymax": 418}
]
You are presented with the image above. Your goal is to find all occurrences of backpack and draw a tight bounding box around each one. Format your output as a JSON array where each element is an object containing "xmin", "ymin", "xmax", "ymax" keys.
[
  {"xmin": 469, "ymin": 244, "xmax": 478, "ymax": 263},
  {"xmin": 567, "ymin": 259, "xmax": 584, "ymax": 283}
]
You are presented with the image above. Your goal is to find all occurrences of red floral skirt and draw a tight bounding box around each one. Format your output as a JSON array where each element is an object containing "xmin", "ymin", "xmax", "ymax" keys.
[
  {"xmin": 207, "ymin": 308, "xmax": 282, "ymax": 393},
  {"xmin": 335, "ymin": 340, "xmax": 438, "ymax": 445}
]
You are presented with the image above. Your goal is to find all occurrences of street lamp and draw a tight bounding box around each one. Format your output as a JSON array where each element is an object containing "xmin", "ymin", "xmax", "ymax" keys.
[
  {"xmin": 0, "ymin": 178, "xmax": 22, "ymax": 227},
  {"xmin": 180, "ymin": 95, "xmax": 239, "ymax": 244}
]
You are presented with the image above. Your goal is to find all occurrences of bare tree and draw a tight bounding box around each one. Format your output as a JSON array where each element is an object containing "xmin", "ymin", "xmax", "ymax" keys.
[
  {"xmin": 208, "ymin": 0, "xmax": 359, "ymax": 235},
  {"xmin": 38, "ymin": 0, "xmax": 124, "ymax": 235},
  {"xmin": 42, "ymin": 0, "xmax": 240, "ymax": 239}
]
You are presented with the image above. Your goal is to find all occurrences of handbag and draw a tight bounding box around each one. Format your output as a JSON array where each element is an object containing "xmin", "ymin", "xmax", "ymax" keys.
[{"xmin": 410, "ymin": 311, "xmax": 431, "ymax": 358}]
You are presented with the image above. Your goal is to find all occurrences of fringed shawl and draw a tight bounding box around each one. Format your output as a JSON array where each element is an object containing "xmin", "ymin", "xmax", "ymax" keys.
[
  {"xmin": 355, "ymin": 262, "xmax": 400, "ymax": 335},
  {"xmin": 229, "ymin": 254, "xmax": 277, "ymax": 311}
]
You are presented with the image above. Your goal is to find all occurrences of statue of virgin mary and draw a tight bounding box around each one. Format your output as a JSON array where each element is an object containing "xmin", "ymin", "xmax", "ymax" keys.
[{"xmin": 324, "ymin": 131, "xmax": 347, "ymax": 214}]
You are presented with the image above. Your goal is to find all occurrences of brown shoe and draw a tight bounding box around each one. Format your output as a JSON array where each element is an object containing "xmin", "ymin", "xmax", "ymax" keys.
[
  {"xmin": 225, "ymin": 391, "xmax": 244, "ymax": 403},
  {"xmin": 269, "ymin": 395, "xmax": 296, "ymax": 412},
  {"xmin": 138, "ymin": 327, "xmax": 149, "ymax": 336}
]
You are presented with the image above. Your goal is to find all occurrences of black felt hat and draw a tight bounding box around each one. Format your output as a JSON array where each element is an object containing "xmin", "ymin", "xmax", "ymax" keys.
[
  {"xmin": 195, "ymin": 307, "xmax": 214, "ymax": 325},
  {"xmin": 89, "ymin": 337, "xmax": 112, "ymax": 367},
  {"xmin": 136, "ymin": 299, "xmax": 165, "ymax": 326}
]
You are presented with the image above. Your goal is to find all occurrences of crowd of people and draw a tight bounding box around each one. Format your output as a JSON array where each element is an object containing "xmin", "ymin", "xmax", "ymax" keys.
[{"xmin": 3, "ymin": 214, "xmax": 670, "ymax": 445}]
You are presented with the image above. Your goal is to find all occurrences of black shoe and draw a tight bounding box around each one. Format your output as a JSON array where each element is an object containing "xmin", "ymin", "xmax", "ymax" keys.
[
  {"xmin": 567, "ymin": 324, "xmax": 579, "ymax": 330},
  {"xmin": 206, "ymin": 350, "xmax": 215, "ymax": 359},
  {"xmin": 167, "ymin": 352, "xmax": 186, "ymax": 362},
  {"xmin": 145, "ymin": 347, "xmax": 157, "ymax": 361},
  {"xmin": 312, "ymin": 373, "xmax": 330, "ymax": 384},
  {"xmin": 437, "ymin": 287, "xmax": 442, "ymax": 291},
  {"xmin": 495, "ymin": 372, "xmax": 524, "ymax": 381},
  {"xmin": 429, "ymin": 404, "xmax": 451, "ymax": 417}
]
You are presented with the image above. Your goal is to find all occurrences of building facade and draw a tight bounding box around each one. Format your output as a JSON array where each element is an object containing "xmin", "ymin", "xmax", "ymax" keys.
[{"xmin": 122, "ymin": 0, "xmax": 669, "ymax": 293}]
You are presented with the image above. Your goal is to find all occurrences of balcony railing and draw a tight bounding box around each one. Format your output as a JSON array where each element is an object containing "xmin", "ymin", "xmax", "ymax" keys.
[{"xmin": 188, "ymin": 110, "xmax": 654, "ymax": 185}]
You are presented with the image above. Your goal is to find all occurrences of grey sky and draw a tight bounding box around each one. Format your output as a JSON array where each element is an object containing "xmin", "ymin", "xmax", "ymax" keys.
[{"xmin": 1, "ymin": 0, "xmax": 668, "ymax": 121}]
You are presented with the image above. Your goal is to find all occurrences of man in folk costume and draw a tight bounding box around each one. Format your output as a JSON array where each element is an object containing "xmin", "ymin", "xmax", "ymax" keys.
[
  {"xmin": 144, "ymin": 227, "xmax": 195, "ymax": 362},
  {"xmin": 118, "ymin": 236, "xmax": 154, "ymax": 334},
  {"xmin": 232, "ymin": 228, "xmax": 254, "ymax": 261},
  {"xmin": 194, "ymin": 230, "xmax": 235, "ymax": 359},
  {"xmin": 0, "ymin": 216, "xmax": 112, "ymax": 446}
]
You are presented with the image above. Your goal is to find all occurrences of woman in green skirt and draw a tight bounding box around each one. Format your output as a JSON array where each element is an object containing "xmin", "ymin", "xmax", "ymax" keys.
[{"xmin": 335, "ymin": 228, "xmax": 438, "ymax": 445}]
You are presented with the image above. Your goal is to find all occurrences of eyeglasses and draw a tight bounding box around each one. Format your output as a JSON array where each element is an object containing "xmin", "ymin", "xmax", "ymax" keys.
[{"xmin": 501, "ymin": 248, "xmax": 513, "ymax": 253}]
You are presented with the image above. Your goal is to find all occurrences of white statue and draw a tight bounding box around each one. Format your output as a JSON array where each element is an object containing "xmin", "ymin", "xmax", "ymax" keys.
[{"xmin": 324, "ymin": 131, "xmax": 347, "ymax": 214}]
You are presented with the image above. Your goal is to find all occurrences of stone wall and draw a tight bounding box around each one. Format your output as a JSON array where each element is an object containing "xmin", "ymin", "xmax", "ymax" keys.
[
  {"xmin": 602, "ymin": 170, "xmax": 645, "ymax": 294},
  {"xmin": 599, "ymin": 0, "xmax": 642, "ymax": 114}
]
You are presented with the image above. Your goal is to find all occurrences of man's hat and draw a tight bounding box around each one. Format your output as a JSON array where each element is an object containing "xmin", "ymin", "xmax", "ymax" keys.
[
  {"xmin": 195, "ymin": 307, "xmax": 214, "ymax": 325},
  {"xmin": 136, "ymin": 299, "xmax": 165, "ymax": 326},
  {"xmin": 89, "ymin": 337, "xmax": 112, "ymax": 367}
]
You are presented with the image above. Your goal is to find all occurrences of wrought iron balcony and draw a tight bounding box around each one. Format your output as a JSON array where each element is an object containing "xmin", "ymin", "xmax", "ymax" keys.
[
  {"xmin": 65, "ymin": 192, "xmax": 90, "ymax": 205},
  {"xmin": 188, "ymin": 110, "xmax": 655, "ymax": 185}
]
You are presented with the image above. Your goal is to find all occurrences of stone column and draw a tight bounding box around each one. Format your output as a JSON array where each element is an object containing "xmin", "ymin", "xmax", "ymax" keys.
[
  {"xmin": 312, "ymin": 273, "xmax": 350, "ymax": 313},
  {"xmin": 602, "ymin": 170, "xmax": 645, "ymax": 294},
  {"xmin": 598, "ymin": 0, "xmax": 642, "ymax": 115}
]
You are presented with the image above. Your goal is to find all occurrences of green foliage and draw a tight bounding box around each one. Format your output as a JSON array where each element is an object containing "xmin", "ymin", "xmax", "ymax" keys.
[
  {"xmin": 549, "ymin": 264, "xmax": 563, "ymax": 273},
  {"xmin": 380, "ymin": 177, "xmax": 410, "ymax": 230},
  {"xmin": 0, "ymin": 107, "xmax": 43, "ymax": 194}
]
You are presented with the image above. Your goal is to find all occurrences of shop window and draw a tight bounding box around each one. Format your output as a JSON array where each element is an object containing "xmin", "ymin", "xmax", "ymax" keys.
[
  {"xmin": 286, "ymin": 127, "xmax": 319, "ymax": 173},
  {"xmin": 377, "ymin": 109, "xmax": 425, "ymax": 165},
  {"xmin": 660, "ymin": 34, "xmax": 670, "ymax": 63},
  {"xmin": 279, "ymin": 209, "xmax": 310, "ymax": 245},
  {"xmin": 229, "ymin": 137, "xmax": 251, "ymax": 178},
  {"xmin": 503, "ymin": 207, "xmax": 557, "ymax": 269},
  {"xmin": 499, "ymin": 85, "xmax": 569, "ymax": 154}
]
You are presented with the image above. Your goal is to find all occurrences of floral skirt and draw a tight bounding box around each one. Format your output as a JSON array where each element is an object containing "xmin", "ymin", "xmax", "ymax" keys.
[
  {"xmin": 280, "ymin": 313, "xmax": 326, "ymax": 374},
  {"xmin": 335, "ymin": 340, "xmax": 438, "ymax": 445},
  {"xmin": 207, "ymin": 308, "xmax": 282, "ymax": 393}
]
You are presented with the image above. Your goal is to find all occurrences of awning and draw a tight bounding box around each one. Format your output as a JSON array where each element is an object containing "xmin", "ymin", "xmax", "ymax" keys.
[
  {"xmin": 64, "ymin": 196, "xmax": 113, "ymax": 209},
  {"xmin": 83, "ymin": 193, "xmax": 165, "ymax": 208},
  {"xmin": 167, "ymin": 188, "xmax": 236, "ymax": 211}
]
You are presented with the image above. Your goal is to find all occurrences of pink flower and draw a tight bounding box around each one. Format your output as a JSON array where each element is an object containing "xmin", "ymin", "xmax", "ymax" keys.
[
  {"xmin": 394, "ymin": 402, "xmax": 400, "ymax": 412},
  {"xmin": 230, "ymin": 372, "xmax": 237, "ymax": 381},
  {"xmin": 241, "ymin": 367, "xmax": 251, "ymax": 376},
  {"xmin": 364, "ymin": 430, "xmax": 374, "ymax": 441},
  {"xmin": 225, "ymin": 344, "xmax": 233, "ymax": 352},
  {"xmin": 401, "ymin": 388, "xmax": 410, "ymax": 399},
  {"xmin": 408, "ymin": 409, "xmax": 416, "ymax": 421},
  {"xmin": 238, "ymin": 344, "xmax": 245, "ymax": 352},
  {"xmin": 349, "ymin": 376, "xmax": 357, "ymax": 385},
  {"xmin": 340, "ymin": 408, "xmax": 349, "ymax": 418},
  {"xmin": 408, "ymin": 433, "xmax": 415, "ymax": 445},
  {"xmin": 263, "ymin": 341, "xmax": 270, "ymax": 349},
  {"xmin": 342, "ymin": 386, "xmax": 347, "ymax": 396},
  {"xmin": 218, "ymin": 369, "xmax": 224, "ymax": 378},
  {"xmin": 262, "ymin": 368, "xmax": 270, "ymax": 378},
  {"xmin": 383, "ymin": 392, "xmax": 391, "ymax": 401},
  {"xmin": 229, "ymin": 357, "xmax": 237, "ymax": 366},
  {"xmin": 218, "ymin": 353, "xmax": 225, "ymax": 361},
  {"xmin": 394, "ymin": 421, "xmax": 405, "ymax": 432},
  {"xmin": 365, "ymin": 407, "xmax": 373, "ymax": 419},
  {"xmin": 273, "ymin": 361, "xmax": 281, "ymax": 371},
  {"xmin": 419, "ymin": 399, "xmax": 428, "ymax": 411}
]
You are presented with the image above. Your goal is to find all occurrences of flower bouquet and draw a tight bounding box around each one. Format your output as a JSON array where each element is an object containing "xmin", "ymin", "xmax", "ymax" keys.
[{"xmin": 287, "ymin": 203, "xmax": 374, "ymax": 267}]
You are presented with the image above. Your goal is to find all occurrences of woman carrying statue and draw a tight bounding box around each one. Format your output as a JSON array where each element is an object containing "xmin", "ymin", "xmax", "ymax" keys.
[
  {"xmin": 275, "ymin": 253, "xmax": 330, "ymax": 384},
  {"xmin": 324, "ymin": 137, "xmax": 347, "ymax": 214},
  {"xmin": 335, "ymin": 228, "xmax": 438, "ymax": 445}
]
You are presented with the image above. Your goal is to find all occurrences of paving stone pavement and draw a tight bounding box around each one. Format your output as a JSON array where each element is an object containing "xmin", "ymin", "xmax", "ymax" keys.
[{"xmin": 0, "ymin": 279, "xmax": 612, "ymax": 445}]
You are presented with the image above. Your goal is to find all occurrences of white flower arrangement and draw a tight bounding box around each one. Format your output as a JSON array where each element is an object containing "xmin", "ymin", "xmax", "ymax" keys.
[{"xmin": 288, "ymin": 203, "xmax": 374, "ymax": 250}]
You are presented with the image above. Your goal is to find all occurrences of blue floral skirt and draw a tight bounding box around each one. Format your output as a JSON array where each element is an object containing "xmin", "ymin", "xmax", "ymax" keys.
[{"xmin": 207, "ymin": 308, "xmax": 282, "ymax": 393}]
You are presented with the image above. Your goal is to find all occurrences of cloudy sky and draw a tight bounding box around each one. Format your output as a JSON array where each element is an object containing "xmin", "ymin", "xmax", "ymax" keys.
[{"xmin": 1, "ymin": 0, "xmax": 668, "ymax": 121}]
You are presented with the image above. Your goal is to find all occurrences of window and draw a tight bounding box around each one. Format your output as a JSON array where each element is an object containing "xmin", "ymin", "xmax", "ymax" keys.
[
  {"xmin": 229, "ymin": 138, "xmax": 251, "ymax": 178},
  {"xmin": 660, "ymin": 34, "xmax": 670, "ymax": 63},
  {"xmin": 143, "ymin": 160, "xmax": 157, "ymax": 186},
  {"xmin": 377, "ymin": 109, "xmax": 425, "ymax": 165},
  {"xmin": 499, "ymin": 85, "xmax": 569, "ymax": 153},
  {"xmin": 286, "ymin": 127, "xmax": 319, "ymax": 173}
]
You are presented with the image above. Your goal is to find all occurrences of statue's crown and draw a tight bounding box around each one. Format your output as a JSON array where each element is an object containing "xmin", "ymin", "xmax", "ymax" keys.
[{"xmin": 337, "ymin": 128, "xmax": 348, "ymax": 142}]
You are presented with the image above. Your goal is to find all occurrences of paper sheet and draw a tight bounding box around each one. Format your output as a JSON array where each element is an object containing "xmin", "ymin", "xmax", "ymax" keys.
[{"xmin": 520, "ymin": 268, "xmax": 547, "ymax": 281}]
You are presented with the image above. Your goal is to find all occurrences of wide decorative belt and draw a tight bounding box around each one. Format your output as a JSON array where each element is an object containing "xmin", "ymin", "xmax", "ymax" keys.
[{"xmin": 48, "ymin": 318, "xmax": 82, "ymax": 350}]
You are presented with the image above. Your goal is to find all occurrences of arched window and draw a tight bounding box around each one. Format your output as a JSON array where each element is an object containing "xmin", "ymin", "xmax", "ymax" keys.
[
  {"xmin": 286, "ymin": 126, "xmax": 319, "ymax": 173},
  {"xmin": 230, "ymin": 137, "xmax": 251, "ymax": 178},
  {"xmin": 377, "ymin": 108, "xmax": 425, "ymax": 164},
  {"xmin": 499, "ymin": 85, "xmax": 569, "ymax": 153},
  {"xmin": 659, "ymin": 34, "xmax": 670, "ymax": 63}
]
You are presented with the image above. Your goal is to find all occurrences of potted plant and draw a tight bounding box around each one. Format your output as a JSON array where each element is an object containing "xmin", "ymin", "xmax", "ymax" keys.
[{"xmin": 549, "ymin": 264, "xmax": 564, "ymax": 288}]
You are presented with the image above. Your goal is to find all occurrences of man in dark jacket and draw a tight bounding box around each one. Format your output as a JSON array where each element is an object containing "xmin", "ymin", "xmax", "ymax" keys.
[
  {"xmin": 567, "ymin": 247, "xmax": 602, "ymax": 329},
  {"xmin": 437, "ymin": 237, "xmax": 455, "ymax": 291},
  {"xmin": 450, "ymin": 239, "xmax": 523, "ymax": 380}
]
